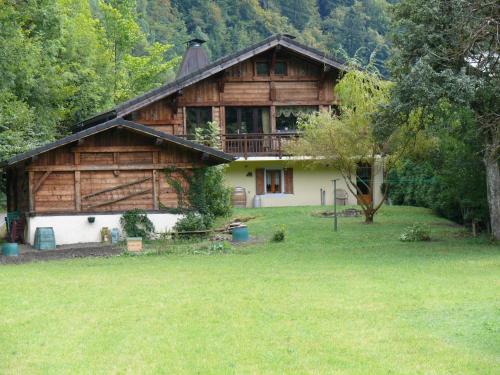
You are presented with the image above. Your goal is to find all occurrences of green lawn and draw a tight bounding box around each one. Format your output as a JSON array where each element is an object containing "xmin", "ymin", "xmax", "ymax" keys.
[{"xmin": 1, "ymin": 206, "xmax": 499, "ymax": 374}]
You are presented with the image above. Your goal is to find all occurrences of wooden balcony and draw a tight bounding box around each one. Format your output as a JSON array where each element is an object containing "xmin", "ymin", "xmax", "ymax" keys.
[
  {"xmin": 180, "ymin": 133, "xmax": 300, "ymax": 159},
  {"xmin": 222, "ymin": 133, "xmax": 299, "ymax": 158}
]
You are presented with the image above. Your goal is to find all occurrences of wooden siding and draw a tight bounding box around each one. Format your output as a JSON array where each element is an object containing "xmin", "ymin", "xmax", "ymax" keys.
[
  {"xmin": 127, "ymin": 49, "xmax": 340, "ymax": 133},
  {"xmin": 10, "ymin": 128, "xmax": 204, "ymax": 215}
]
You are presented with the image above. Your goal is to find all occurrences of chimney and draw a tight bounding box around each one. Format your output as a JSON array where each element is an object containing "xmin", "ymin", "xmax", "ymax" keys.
[{"xmin": 176, "ymin": 38, "xmax": 209, "ymax": 79}]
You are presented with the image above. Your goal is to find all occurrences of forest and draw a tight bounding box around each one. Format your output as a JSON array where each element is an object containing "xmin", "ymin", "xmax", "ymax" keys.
[{"xmin": 0, "ymin": 0, "xmax": 498, "ymax": 236}]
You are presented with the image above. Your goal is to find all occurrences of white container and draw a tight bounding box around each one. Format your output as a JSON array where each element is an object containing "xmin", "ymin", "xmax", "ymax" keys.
[{"xmin": 253, "ymin": 195, "xmax": 261, "ymax": 208}]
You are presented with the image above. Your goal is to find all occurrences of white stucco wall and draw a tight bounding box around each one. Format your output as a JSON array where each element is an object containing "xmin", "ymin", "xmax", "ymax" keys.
[
  {"xmin": 26, "ymin": 213, "xmax": 182, "ymax": 246},
  {"xmin": 224, "ymin": 158, "xmax": 384, "ymax": 208}
]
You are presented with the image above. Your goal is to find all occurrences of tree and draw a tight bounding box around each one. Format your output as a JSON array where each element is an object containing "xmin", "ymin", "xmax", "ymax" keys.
[
  {"xmin": 288, "ymin": 68, "xmax": 411, "ymax": 223},
  {"xmin": 381, "ymin": 0, "xmax": 500, "ymax": 239}
]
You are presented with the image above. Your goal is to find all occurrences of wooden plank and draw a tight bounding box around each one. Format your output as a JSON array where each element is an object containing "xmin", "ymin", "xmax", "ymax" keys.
[
  {"xmin": 33, "ymin": 171, "xmax": 52, "ymax": 193},
  {"xmin": 75, "ymin": 171, "xmax": 81, "ymax": 211},
  {"xmin": 270, "ymin": 105, "xmax": 276, "ymax": 133},
  {"xmin": 84, "ymin": 189, "xmax": 152, "ymax": 210},
  {"xmin": 27, "ymin": 163, "xmax": 197, "ymax": 172},
  {"xmin": 82, "ymin": 177, "xmax": 152, "ymax": 200},
  {"xmin": 29, "ymin": 171, "xmax": 34, "ymax": 212},
  {"xmin": 152, "ymin": 170, "xmax": 159, "ymax": 210},
  {"xmin": 71, "ymin": 146, "xmax": 162, "ymax": 153}
]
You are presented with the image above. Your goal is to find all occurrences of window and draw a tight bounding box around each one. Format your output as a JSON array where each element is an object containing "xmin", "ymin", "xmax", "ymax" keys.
[
  {"xmin": 356, "ymin": 163, "xmax": 372, "ymax": 195},
  {"xmin": 256, "ymin": 168, "xmax": 293, "ymax": 195},
  {"xmin": 256, "ymin": 62, "xmax": 269, "ymax": 76},
  {"xmin": 186, "ymin": 107, "xmax": 212, "ymax": 135},
  {"xmin": 225, "ymin": 107, "xmax": 270, "ymax": 134},
  {"xmin": 266, "ymin": 169, "xmax": 283, "ymax": 194},
  {"xmin": 276, "ymin": 106, "xmax": 318, "ymax": 132},
  {"xmin": 274, "ymin": 61, "xmax": 287, "ymax": 75}
]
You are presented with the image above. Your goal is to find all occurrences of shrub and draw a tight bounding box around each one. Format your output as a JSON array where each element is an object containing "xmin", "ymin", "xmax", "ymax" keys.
[
  {"xmin": 120, "ymin": 209, "xmax": 155, "ymax": 239},
  {"xmin": 272, "ymin": 224, "xmax": 287, "ymax": 242},
  {"xmin": 400, "ymin": 224, "xmax": 431, "ymax": 242},
  {"xmin": 174, "ymin": 212, "xmax": 209, "ymax": 232}
]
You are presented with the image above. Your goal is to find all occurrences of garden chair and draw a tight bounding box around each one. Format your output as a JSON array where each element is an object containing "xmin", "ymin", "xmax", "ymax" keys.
[{"xmin": 335, "ymin": 189, "xmax": 348, "ymax": 205}]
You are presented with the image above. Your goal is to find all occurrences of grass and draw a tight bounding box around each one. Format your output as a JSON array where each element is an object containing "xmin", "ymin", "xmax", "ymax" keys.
[{"xmin": 1, "ymin": 206, "xmax": 499, "ymax": 374}]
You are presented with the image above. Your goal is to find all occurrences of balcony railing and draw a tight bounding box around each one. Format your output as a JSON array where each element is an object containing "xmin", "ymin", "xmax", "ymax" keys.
[
  {"xmin": 222, "ymin": 133, "xmax": 299, "ymax": 158},
  {"xmin": 180, "ymin": 133, "xmax": 300, "ymax": 158}
]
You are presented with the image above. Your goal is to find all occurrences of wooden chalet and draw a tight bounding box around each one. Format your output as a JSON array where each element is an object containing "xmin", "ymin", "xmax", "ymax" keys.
[{"xmin": 2, "ymin": 34, "xmax": 384, "ymax": 244}]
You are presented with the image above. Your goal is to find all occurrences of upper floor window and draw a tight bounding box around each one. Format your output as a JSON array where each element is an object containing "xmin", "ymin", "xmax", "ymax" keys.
[
  {"xmin": 256, "ymin": 62, "xmax": 269, "ymax": 76},
  {"xmin": 274, "ymin": 61, "xmax": 288, "ymax": 75},
  {"xmin": 225, "ymin": 107, "xmax": 270, "ymax": 134},
  {"xmin": 276, "ymin": 106, "xmax": 317, "ymax": 132},
  {"xmin": 186, "ymin": 107, "xmax": 212, "ymax": 135}
]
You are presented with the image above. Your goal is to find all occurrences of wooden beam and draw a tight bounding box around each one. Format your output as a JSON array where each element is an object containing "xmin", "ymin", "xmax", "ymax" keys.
[
  {"xmin": 152, "ymin": 170, "xmax": 159, "ymax": 210},
  {"xmin": 85, "ymin": 189, "xmax": 152, "ymax": 210},
  {"xmin": 28, "ymin": 171, "xmax": 34, "ymax": 212},
  {"xmin": 33, "ymin": 171, "xmax": 52, "ymax": 193},
  {"xmin": 182, "ymin": 106, "xmax": 187, "ymax": 134},
  {"xmin": 27, "ymin": 163, "xmax": 197, "ymax": 172},
  {"xmin": 75, "ymin": 171, "xmax": 81, "ymax": 211},
  {"xmin": 82, "ymin": 177, "xmax": 152, "ymax": 200},
  {"xmin": 71, "ymin": 146, "xmax": 162, "ymax": 153},
  {"xmin": 270, "ymin": 105, "xmax": 276, "ymax": 133}
]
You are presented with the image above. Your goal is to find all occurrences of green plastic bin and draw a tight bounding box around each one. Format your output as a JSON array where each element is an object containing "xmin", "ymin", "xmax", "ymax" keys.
[
  {"xmin": 232, "ymin": 225, "xmax": 249, "ymax": 242},
  {"xmin": 34, "ymin": 227, "xmax": 56, "ymax": 251}
]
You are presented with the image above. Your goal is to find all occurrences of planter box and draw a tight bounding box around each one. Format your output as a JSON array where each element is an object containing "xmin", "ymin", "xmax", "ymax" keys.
[{"xmin": 126, "ymin": 237, "xmax": 143, "ymax": 252}]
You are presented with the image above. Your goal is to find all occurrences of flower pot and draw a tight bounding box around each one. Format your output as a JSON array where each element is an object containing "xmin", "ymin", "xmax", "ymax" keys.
[{"xmin": 2, "ymin": 242, "xmax": 19, "ymax": 257}]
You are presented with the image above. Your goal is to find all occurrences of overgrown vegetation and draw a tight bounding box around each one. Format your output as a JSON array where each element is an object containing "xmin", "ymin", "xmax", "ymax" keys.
[
  {"xmin": 399, "ymin": 223, "xmax": 431, "ymax": 242},
  {"xmin": 271, "ymin": 224, "xmax": 287, "ymax": 242},
  {"xmin": 379, "ymin": 0, "xmax": 499, "ymax": 239},
  {"xmin": 165, "ymin": 121, "xmax": 232, "ymax": 232},
  {"xmin": 120, "ymin": 209, "xmax": 155, "ymax": 239}
]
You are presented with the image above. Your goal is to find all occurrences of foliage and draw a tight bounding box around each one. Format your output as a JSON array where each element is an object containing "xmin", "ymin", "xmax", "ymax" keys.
[
  {"xmin": 120, "ymin": 209, "xmax": 155, "ymax": 239},
  {"xmin": 380, "ymin": 0, "xmax": 500, "ymax": 239},
  {"xmin": 0, "ymin": 0, "xmax": 179, "ymax": 163},
  {"xmin": 173, "ymin": 212, "xmax": 209, "ymax": 232},
  {"xmin": 287, "ymin": 67, "xmax": 411, "ymax": 223},
  {"xmin": 271, "ymin": 224, "xmax": 287, "ymax": 242},
  {"xmin": 164, "ymin": 121, "xmax": 232, "ymax": 229},
  {"xmin": 193, "ymin": 121, "xmax": 222, "ymax": 149},
  {"xmin": 399, "ymin": 223, "xmax": 430, "ymax": 242}
]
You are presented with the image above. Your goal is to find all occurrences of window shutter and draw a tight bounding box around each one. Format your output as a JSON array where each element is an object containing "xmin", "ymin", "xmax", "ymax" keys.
[
  {"xmin": 284, "ymin": 168, "xmax": 294, "ymax": 194},
  {"xmin": 256, "ymin": 169, "xmax": 265, "ymax": 195}
]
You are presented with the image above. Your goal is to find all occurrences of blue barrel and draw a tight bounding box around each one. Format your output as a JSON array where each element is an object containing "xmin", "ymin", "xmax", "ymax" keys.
[
  {"xmin": 34, "ymin": 227, "xmax": 56, "ymax": 251},
  {"xmin": 2, "ymin": 242, "xmax": 19, "ymax": 256},
  {"xmin": 111, "ymin": 228, "xmax": 120, "ymax": 244},
  {"xmin": 232, "ymin": 225, "xmax": 249, "ymax": 242}
]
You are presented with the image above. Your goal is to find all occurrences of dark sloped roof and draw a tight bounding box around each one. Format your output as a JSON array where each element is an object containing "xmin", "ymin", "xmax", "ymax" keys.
[
  {"xmin": 78, "ymin": 34, "xmax": 347, "ymax": 128},
  {"xmin": 2, "ymin": 118, "xmax": 235, "ymax": 167}
]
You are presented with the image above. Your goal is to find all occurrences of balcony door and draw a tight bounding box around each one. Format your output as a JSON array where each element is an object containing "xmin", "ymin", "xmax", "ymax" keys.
[{"xmin": 225, "ymin": 107, "xmax": 270, "ymax": 134}]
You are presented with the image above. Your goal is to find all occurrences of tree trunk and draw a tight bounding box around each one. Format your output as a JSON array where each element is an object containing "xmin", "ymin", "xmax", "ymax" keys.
[
  {"xmin": 485, "ymin": 156, "xmax": 500, "ymax": 240},
  {"xmin": 364, "ymin": 208, "xmax": 375, "ymax": 224}
]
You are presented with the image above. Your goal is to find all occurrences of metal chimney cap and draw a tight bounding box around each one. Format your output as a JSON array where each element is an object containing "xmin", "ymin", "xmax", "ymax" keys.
[{"xmin": 186, "ymin": 38, "xmax": 206, "ymax": 47}]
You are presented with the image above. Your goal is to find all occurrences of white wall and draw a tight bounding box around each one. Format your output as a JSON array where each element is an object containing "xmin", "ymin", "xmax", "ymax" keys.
[
  {"xmin": 26, "ymin": 213, "xmax": 182, "ymax": 246},
  {"xmin": 224, "ymin": 159, "xmax": 385, "ymax": 208}
]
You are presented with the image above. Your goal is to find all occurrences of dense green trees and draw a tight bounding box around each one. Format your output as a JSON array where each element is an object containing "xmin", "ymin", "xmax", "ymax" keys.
[
  {"xmin": 380, "ymin": 0, "xmax": 499, "ymax": 238},
  {"xmin": 0, "ymin": 0, "xmax": 180, "ymax": 162}
]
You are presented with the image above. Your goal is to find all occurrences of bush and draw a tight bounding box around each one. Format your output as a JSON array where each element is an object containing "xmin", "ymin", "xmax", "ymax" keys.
[
  {"xmin": 400, "ymin": 224, "xmax": 431, "ymax": 242},
  {"xmin": 120, "ymin": 209, "xmax": 155, "ymax": 239},
  {"xmin": 272, "ymin": 224, "xmax": 287, "ymax": 242},
  {"xmin": 174, "ymin": 212, "xmax": 209, "ymax": 232}
]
